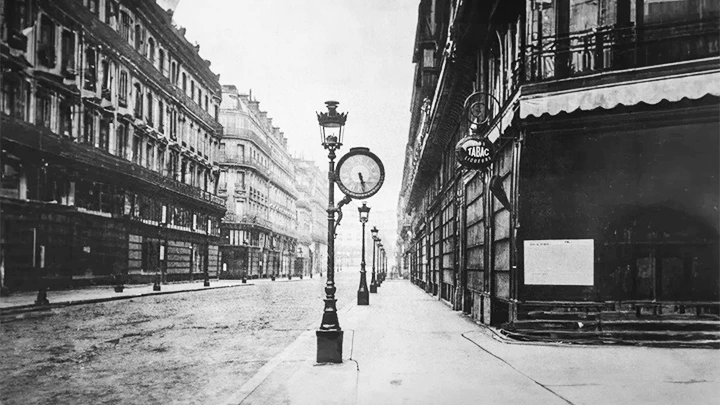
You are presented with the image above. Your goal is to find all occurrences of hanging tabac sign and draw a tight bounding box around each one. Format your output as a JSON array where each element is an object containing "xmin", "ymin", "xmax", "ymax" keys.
[{"xmin": 455, "ymin": 136, "xmax": 494, "ymax": 170}]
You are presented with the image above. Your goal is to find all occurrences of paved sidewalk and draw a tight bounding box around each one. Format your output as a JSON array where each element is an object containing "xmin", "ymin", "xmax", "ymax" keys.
[
  {"xmin": 227, "ymin": 280, "xmax": 720, "ymax": 405},
  {"xmin": 0, "ymin": 276, "xmax": 309, "ymax": 311}
]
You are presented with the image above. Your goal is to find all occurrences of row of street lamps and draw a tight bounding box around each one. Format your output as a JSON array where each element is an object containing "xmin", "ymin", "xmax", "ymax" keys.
[{"xmin": 357, "ymin": 203, "xmax": 387, "ymax": 305}]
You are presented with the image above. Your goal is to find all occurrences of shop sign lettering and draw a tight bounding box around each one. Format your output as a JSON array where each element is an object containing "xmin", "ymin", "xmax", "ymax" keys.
[{"xmin": 455, "ymin": 136, "xmax": 494, "ymax": 170}]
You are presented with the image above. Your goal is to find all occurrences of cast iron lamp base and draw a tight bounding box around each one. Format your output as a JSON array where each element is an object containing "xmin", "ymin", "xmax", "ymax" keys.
[
  {"xmin": 370, "ymin": 282, "xmax": 377, "ymax": 293},
  {"xmin": 358, "ymin": 289, "xmax": 369, "ymax": 305},
  {"xmin": 316, "ymin": 330, "xmax": 343, "ymax": 363}
]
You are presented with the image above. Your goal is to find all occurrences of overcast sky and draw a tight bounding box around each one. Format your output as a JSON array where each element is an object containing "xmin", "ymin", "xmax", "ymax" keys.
[{"xmin": 173, "ymin": 1, "xmax": 417, "ymax": 238}]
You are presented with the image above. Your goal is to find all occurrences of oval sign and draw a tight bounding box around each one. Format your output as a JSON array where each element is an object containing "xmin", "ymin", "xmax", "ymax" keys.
[{"xmin": 455, "ymin": 136, "xmax": 493, "ymax": 170}]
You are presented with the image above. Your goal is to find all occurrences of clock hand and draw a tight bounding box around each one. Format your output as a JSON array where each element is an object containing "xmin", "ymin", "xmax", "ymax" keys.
[{"xmin": 358, "ymin": 173, "xmax": 366, "ymax": 190}]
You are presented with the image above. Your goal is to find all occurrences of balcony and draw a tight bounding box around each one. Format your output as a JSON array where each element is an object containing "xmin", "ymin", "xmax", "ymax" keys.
[
  {"xmin": 2, "ymin": 115, "xmax": 225, "ymax": 210},
  {"xmin": 524, "ymin": 18, "xmax": 719, "ymax": 83}
]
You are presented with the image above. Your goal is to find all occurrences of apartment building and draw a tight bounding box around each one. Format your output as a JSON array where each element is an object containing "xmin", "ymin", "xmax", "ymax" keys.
[{"xmin": 1, "ymin": 0, "xmax": 225, "ymax": 291}]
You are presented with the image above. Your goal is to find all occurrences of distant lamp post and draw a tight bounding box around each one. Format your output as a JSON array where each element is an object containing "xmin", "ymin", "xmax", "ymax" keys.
[
  {"xmin": 370, "ymin": 226, "xmax": 379, "ymax": 293},
  {"xmin": 357, "ymin": 202, "xmax": 371, "ymax": 305},
  {"xmin": 297, "ymin": 246, "xmax": 304, "ymax": 279},
  {"xmin": 316, "ymin": 100, "xmax": 348, "ymax": 363},
  {"xmin": 377, "ymin": 242, "xmax": 384, "ymax": 287}
]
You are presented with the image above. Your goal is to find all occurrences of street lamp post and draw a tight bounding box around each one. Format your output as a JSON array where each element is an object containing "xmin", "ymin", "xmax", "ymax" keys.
[
  {"xmin": 316, "ymin": 100, "xmax": 347, "ymax": 363},
  {"xmin": 370, "ymin": 226, "xmax": 378, "ymax": 293},
  {"xmin": 380, "ymin": 245, "xmax": 386, "ymax": 284},
  {"xmin": 357, "ymin": 202, "xmax": 370, "ymax": 305},
  {"xmin": 377, "ymin": 242, "xmax": 383, "ymax": 287}
]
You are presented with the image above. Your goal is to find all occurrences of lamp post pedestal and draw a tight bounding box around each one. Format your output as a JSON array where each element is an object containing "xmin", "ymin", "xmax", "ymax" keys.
[
  {"xmin": 358, "ymin": 218, "xmax": 369, "ymax": 305},
  {"xmin": 316, "ymin": 329, "xmax": 344, "ymax": 363}
]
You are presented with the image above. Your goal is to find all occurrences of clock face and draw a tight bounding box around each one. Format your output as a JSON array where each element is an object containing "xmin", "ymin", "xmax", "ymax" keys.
[{"xmin": 335, "ymin": 147, "xmax": 385, "ymax": 199}]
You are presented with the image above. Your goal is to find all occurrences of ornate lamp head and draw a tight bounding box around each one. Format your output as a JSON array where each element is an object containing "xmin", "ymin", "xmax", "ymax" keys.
[
  {"xmin": 317, "ymin": 101, "xmax": 347, "ymax": 149},
  {"xmin": 358, "ymin": 201, "xmax": 370, "ymax": 223}
]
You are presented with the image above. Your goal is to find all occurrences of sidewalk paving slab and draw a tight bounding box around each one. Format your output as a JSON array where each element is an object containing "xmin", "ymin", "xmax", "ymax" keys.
[{"xmin": 230, "ymin": 280, "xmax": 720, "ymax": 405}]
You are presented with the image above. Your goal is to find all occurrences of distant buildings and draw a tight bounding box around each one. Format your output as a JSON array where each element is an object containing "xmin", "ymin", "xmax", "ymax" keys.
[
  {"xmin": 294, "ymin": 158, "xmax": 328, "ymax": 277},
  {"xmin": 217, "ymin": 86, "xmax": 298, "ymax": 279},
  {"xmin": 1, "ymin": 0, "xmax": 224, "ymax": 291}
]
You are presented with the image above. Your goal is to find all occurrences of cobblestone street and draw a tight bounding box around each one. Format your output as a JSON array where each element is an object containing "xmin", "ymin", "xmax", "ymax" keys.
[{"xmin": 1, "ymin": 272, "xmax": 358, "ymax": 405}]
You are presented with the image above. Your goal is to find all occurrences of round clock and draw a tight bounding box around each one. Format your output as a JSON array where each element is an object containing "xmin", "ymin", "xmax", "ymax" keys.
[{"xmin": 335, "ymin": 147, "xmax": 385, "ymax": 199}]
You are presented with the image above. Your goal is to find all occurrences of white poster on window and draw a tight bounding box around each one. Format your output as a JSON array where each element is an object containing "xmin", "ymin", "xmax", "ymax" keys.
[{"xmin": 524, "ymin": 239, "xmax": 594, "ymax": 286}]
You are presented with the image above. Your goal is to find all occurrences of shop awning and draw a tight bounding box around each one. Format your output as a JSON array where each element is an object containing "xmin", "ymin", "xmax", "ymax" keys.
[{"xmin": 520, "ymin": 66, "xmax": 720, "ymax": 119}]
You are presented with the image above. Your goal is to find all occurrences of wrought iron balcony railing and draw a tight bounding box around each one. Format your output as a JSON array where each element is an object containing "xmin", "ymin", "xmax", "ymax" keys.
[{"xmin": 524, "ymin": 18, "xmax": 719, "ymax": 83}]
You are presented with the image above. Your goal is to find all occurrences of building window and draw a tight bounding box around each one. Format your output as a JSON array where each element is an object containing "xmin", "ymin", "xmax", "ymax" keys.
[
  {"xmin": 76, "ymin": 180, "xmax": 101, "ymax": 211},
  {"xmin": 158, "ymin": 49, "xmax": 165, "ymax": 75},
  {"xmin": 87, "ymin": 0, "xmax": 99, "ymax": 16},
  {"xmin": 38, "ymin": 15, "xmax": 56, "ymax": 68},
  {"xmin": 170, "ymin": 109, "xmax": 177, "ymax": 140},
  {"xmin": 205, "ymin": 95, "xmax": 209, "ymax": 111},
  {"xmin": 59, "ymin": 99, "xmax": 73, "ymax": 137},
  {"xmin": 134, "ymin": 83, "xmax": 143, "ymax": 119},
  {"xmin": 157, "ymin": 146, "xmax": 166, "ymax": 174},
  {"xmin": 60, "ymin": 30, "xmax": 75, "ymax": 75},
  {"xmin": 118, "ymin": 70, "xmax": 128, "ymax": 106},
  {"xmin": 35, "ymin": 91, "xmax": 52, "ymax": 129},
  {"xmin": 1, "ymin": 154, "xmax": 22, "ymax": 199},
  {"xmin": 84, "ymin": 48, "xmax": 97, "ymax": 91},
  {"xmin": 101, "ymin": 59, "xmax": 111, "ymax": 100},
  {"xmin": 147, "ymin": 37, "xmax": 155, "ymax": 63},
  {"xmin": 191, "ymin": 80, "xmax": 195, "ymax": 99},
  {"xmin": 171, "ymin": 61, "xmax": 177, "ymax": 83},
  {"xmin": 182, "ymin": 73, "xmax": 187, "ymax": 92},
  {"xmin": 169, "ymin": 151, "xmax": 179, "ymax": 180},
  {"xmin": 197, "ymin": 89, "xmax": 202, "ymax": 106},
  {"xmin": 83, "ymin": 108, "xmax": 95, "ymax": 145},
  {"xmin": 99, "ymin": 118, "xmax": 110, "ymax": 151},
  {"xmin": 146, "ymin": 91, "xmax": 153, "ymax": 126},
  {"xmin": 105, "ymin": 0, "xmax": 119, "ymax": 26},
  {"xmin": 134, "ymin": 24, "xmax": 144, "ymax": 53},
  {"xmin": 120, "ymin": 11, "xmax": 131, "ymax": 41},
  {"xmin": 116, "ymin": 123, "xmax": 127, "ymax": 158},
  {"xmin": 132, "ymin": 134, "xmax": 142, "ymax": 164},
  {"xmin": 4, "ymin": 0, "xmax": 34, "ymax": 36},
  {"xmin": 158, "ymin": 100, "xmax": 164, "ymax": 133},
  {"xmin": 146, "ymin": 140, "xmax": 155, "ymax": 169}
]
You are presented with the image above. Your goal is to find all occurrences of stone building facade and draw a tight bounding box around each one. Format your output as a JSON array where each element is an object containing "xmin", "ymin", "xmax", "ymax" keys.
[
  {"xmin": 218, "ymin": 86, "xmax": 298, "ymax": 279},
  {"xmin": 1, "ymin": 0, "xmax": 225, "ymax": 291},
  {"xmin": 398, "ymin": 0, "xmax": 719, "ymax": 328},
  {"xmin": 294, "ymin": 158, "xmax": 328, "ymax": 277}
]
